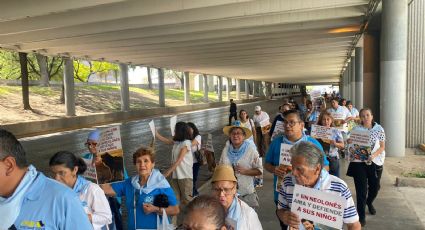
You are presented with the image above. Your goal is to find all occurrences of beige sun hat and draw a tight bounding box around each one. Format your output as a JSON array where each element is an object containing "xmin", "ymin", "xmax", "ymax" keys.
[
  {"xmin": 211, "ymin": 164, "xmax": 237, "ymax": 183},
  {"xmin": 222, "ymin": 121, "xmax": 253, "ymax": 140}
]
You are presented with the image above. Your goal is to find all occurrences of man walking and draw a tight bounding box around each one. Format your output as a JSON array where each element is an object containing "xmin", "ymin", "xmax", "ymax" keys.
[{"xmin": 229, "ymin": 99, "xmax": 237, "ymax": 125}]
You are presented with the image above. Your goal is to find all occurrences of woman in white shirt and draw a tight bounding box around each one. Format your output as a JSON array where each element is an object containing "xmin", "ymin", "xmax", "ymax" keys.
[
  {"xmin": 239, "ymin": 109, "xmax": 257, "ymax": 144},
  {"xmin": 187, "ymin": 122, "xmax": 202, "ymax": 196},
  {"xmin": 156, "ymin": 121, "xmax": 193, "ymax": 225},
  {"xmin": 49, "ymin": 151, "xmax": 112, "ymax": 230}
]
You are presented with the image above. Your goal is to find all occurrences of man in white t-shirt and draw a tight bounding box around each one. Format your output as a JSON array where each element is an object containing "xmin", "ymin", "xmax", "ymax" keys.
[
  {"xmin": 327, "ymin": 98, "xmax": 352, "ymax": 133},
  {"xmin": 252, "ymin": 106, "xmax": 270, "ymax": 157}
]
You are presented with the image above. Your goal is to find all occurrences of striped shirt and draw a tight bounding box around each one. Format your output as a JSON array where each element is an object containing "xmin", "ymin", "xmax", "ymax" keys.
[{"xmin": 278, "ymin": 169, "xmax": 359, "ymax": 227}]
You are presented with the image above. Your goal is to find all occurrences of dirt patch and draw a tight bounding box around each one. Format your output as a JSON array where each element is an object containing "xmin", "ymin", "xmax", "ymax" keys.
[{"xmin": 385, "ymin": 148, "xmax": 425, "ymax": 183}]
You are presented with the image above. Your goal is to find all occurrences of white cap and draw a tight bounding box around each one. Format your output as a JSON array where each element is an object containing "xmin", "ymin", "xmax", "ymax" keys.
[{"xmin": 255, "ymin": 106, "xmax": 261, "ymax": 111}]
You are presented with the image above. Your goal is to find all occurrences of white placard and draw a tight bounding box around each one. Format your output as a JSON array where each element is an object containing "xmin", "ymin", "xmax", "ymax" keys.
[
  {"xmin": 310, "ymin": 125, "xmax": 333, "ymax": 140},
  {"xmin": 205, "ymin": 133, "xmax": 214, "ymax": 152},
  {"xmin": 310, "ymin": 90, "xmax": 322, "ymax": 100},
  {"xmin": 170, "ymin": 116, "xmax": 177, "ymax": 136},
  {"xmin": 291, "ymin": 185, "xmax": 345, "ymax": 229},
  {"xmin": 349, "ymin": 129, "xmax": 370, "ymax": 147},
  {"xmin": 259, "ymin": 119, "xmax": 270, "ymax": 127},
  {"xmin": 149, "ymin": 120, "xmax": 155, "ymax": 139},
  {"xmin": 279, "ymin": 143, "xmax": 292, "ymax": 166}
]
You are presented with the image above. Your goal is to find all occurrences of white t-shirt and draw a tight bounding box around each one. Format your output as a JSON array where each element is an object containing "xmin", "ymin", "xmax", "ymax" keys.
[
  {"xmin": 253, "ymin": 111, "xmax": 270, "ymax": 128},
  {"xmin": 219, "ymin": 141, "xmax": 263, "ymax": 196},
  {"xmin": 80, "ymin": 182, "xmax": 112, "ymax": 230},
  {"xmin": 327, "ymin": 106, "xmax": 352, "ymax": 133},
  {"xmin": 233, "ymin": 199, "xmax": 263, "ymax": 230},
  {"xmin": 191, "ymin": 135, "xmax": 202, "ymax": 163},
  {"xmin": 172, "ymin": 140, "xmax": 193, "ymax": 179}
]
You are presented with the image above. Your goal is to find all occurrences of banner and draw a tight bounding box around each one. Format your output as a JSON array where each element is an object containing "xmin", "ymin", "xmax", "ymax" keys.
[
  {"xmin": 291, "ymin": 185, "xmax": 345, "ymax": 229},
  {"xmin": 347, "ymin": 129, "xmax": 371, "ymax": 162},
  {"xmin": 276, "ymin": 143, "xmax": 293, "ymax": 192},
  {"xmin": 310, "ymin": 125, "xmax": 333, "ymax": 141}
]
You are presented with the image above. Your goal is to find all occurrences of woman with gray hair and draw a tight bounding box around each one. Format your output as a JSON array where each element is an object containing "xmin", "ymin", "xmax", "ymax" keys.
[{"xmin": 276, "ymin": 141, "xmax": 361, "ymax": 230}]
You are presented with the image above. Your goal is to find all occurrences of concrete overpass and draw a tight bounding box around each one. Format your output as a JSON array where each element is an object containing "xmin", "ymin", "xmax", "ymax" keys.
[{"xmin": 0, "ymin": 0, "xmax": 424, "ymax": 156}]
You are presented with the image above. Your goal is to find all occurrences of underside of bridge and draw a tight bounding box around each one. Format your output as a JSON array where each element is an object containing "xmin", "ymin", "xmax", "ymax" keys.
[{"xmin": 0, "ymin": 0, "xmax": 374, "ymax": 84}]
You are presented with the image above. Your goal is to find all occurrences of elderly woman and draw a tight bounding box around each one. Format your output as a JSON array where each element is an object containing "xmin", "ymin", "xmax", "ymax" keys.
[
  {"xmin": 49, "ymin": 151, "xmax": 112, "ymax": 230},
  {"xmin": 211, "ymin": 165, "xmax": 262, "ymax": 230},
  {"xmin": 180, "ymin": 195, "xmax": 227, "ymax": 230},
  {"xmin": 219, "ymin": 121, "xmax": 263, "ymax": 208},
  {"xmin": 346, "ymin": 108, "xmax": 386, "ymax": 227},
  {"xmin": 277, "ymin": 141, "xmax": 361, "ymax": 230},
  {"xmin": 316, "ymin": 111, "xmax": 344, "ymax": 177},
  {"xmin": 101, "ymin": 146, "xmax": 179, "ymax": 230}
]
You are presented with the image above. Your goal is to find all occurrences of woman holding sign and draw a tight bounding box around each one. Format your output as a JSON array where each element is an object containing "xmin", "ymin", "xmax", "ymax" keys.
[
  {"xmin": 49, "ymin": 151, "xmax": 112, "ymax": 230},
  {"xmin": 101, "ymin": 146, "xmax": 179, "ymax": 230},
  {"xmin": 316, "ymin": 111, "xmax": 344, "ymax": 177},
  {"xmin": 346, "ymin": 108, "xmax": 386, "ymax": 227}
]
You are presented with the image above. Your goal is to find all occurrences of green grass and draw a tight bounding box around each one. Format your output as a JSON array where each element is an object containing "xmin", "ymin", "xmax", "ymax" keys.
[
  {"xmin": 29, "ymin": 86, "xmax": 60, "ymax": 97},
  {"xmin": 81, "ymin": 85, "xmax": 120, "ymax": 91},
  {"xmin": 403, "ymin": 171, "xmax": 425, "ymax": 178}
]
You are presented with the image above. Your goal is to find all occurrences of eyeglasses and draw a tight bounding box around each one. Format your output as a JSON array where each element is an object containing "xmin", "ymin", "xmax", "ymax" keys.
[
  {"xmin": 283, "ymin": 120, "xmax": 301, "ymax": 127},
  {"xmin": 85, "ymin": 142, "xmax": 97, "ymax": 147},
  {"xmin": 212, "ymin": 186, "xmax": 235, "ymax": 195}
]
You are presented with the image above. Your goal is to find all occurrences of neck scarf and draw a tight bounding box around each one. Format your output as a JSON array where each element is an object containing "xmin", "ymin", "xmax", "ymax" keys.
[
  {"xmin": 131, "ymin": 169, "xmax": 170, "ymax": 194},
  {"xmin": 227, "ymin": 196, "xmax": 242, "ymax": 230},
  {"xmin": 0, "ymin": 165, "xmax": 38, "ymax": 230},
  {"xmin": 227, "ymin": 140, "xmax": 249, "ymax": 165}
]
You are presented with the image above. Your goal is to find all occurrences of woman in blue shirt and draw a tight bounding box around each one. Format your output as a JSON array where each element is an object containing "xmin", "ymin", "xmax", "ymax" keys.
[{"xmin": 101, "ymin": 146, "xmax": 179, "ymax": 230}]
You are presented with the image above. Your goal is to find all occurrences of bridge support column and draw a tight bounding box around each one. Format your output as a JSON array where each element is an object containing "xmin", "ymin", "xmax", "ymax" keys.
[
  {"xmin": 63, "ymin": 57, "xmax": 75, "ymax": 116},
  {"xmin": 226, "ymin": 77, "xmax": 231, "ymax": 100},
  {"xmin": 381, "ymin": 0, "xmax": 408, "ymax": 157},
  {"xmin": 350, "ymin": 56, "xmax": 356, "ymax": 104},
  {"xmin": 158, "ymin": 68, "xmax": 165, "ymax": 107},
  {"xmin": 119, "ymin": 63, "xmax": 130, "ymax": 111},
  {"xmin": 236, "ymin": 79, "xmax": 241, "ymax": 100},
  {"xmin": 218, "ymin": 76, "xmax": 223, "ymax": 102},
  {"xmin": 203, "ymin": 74, "xmax": 209, "ymax": 102},
  {"xmin": 184, "ymin": 71, "xmax": 190, "ymax": 105},
  {"xmin": 245, "ymin": 80, "xmax": 249, "ymax": 99},
  {"xmin": 355, "ymin": 47, "xmax": 364, "ymax": 109}
]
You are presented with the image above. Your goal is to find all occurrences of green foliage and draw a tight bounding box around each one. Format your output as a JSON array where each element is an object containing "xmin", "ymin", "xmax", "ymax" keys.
[
  {"xmin": 0, "ymin": 50, "xmax": 22, "ymax": 79},
  {"xmin": 73, "ymin": 60, "xmax": 119, "ymax": 82},
  {"xmin": 403, "ymin": 171, "xmax": 425, "ymax": 178}
]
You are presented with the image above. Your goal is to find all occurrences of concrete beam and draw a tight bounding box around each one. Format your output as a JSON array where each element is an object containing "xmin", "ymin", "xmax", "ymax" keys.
[{"xmin": 119, "ymin": 63, "xmax": 130, "ymax": 111}]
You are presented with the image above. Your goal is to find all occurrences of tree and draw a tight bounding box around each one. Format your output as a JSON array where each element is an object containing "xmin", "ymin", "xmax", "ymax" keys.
[
  {"xmin": 73, "ymin": 60, "xmax": 119, "ymax": 82},
  {"xmin": 165, "ymin": 69, "xmax": 183, "ymax": 89},
  {"xmin": 147, "ymin": 67, "xmax": 153, "ymax": 89},
  {"xmin": 19, "ymin": 52, "xmax": 31, "ymax": 110}
]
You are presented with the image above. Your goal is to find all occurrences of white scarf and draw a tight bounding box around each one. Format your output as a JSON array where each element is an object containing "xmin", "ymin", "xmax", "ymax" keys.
[{"xmin": 0, "ymin": 165, "xmax": 38, "ymax": 230}]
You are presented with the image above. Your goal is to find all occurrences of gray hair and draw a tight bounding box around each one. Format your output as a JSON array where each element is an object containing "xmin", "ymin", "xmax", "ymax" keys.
[
  {"xmin": 0, "ymin": 129, "xmax": 28, "ymax": 168},
  {"xmin": 289, "ymin": 141, "xmax": 324, "ymax": 169},
  {"xmin": 184, "ymin": 195, "xmax": 226, "ymax": 229}
]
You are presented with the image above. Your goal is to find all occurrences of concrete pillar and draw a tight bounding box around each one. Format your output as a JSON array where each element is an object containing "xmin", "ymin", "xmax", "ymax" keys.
[
  {"xmin": 208, "ymin": 76, "xmax": 215, "ymax": 92},
  {"xmin": 380, "ymin": 0, "xmax": 408, "ymax": 157},
  {"xmin": 203, "ymin": 74, "xmax": 209, "ymax": 102},
  {"xmin": 119, "ymin": 63, "xmax": 130, "ymax": 111},
  {"xmin": 350, "ymin": 56, "xmax": 356, "ymax": 105},
  {"xmin": 346, "ymin": 62, "xmax": 351, "ymax": 99},
  {"xmin": 218, "ymin": 76, "xmax": 223, "ymax": 102},
  {"xmin": 236, "ymin": 79, "xmax": 241, "ymax": 100},
  {"xmin": 226, "ymin": 77, "xmax": 231, "ymax": 100},
  {"xmin": 245, "ymin": 80, "xmax": 249, "ymax": 99},
  {"xmin": 158, "ymin": 68, "xmax": 165, "ymax": 107},
  {"xmin": 63, "ymin": 57, "xmax": 75, "ymax": 116},
  {"xmin": 355, "ymin": 47, "xmax": 364, "ymax": 109},
  {"xmin": 183, "ymin": 71, "xmax": 190, "ymax": 105}
]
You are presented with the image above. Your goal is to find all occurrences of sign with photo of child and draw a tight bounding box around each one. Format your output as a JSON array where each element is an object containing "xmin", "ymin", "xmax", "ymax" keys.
[{"xmin": 347, "ymin": 129, "xmax": 371, "ymax": 162}]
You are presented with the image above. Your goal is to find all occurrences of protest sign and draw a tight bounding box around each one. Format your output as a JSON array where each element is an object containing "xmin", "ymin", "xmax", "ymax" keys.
[
  {"xmin": 271, "ymin": 120, "xmax": 285, "ymax": 140},
  {"xmin": 259, "ymin": 119, "xmax": 271, "ymax": 134},
  {"xmin": 310, "ymin": 90, "xmax": 322, "ymax": 101},
  {"xmin": 347, "ymin": 129, "xmax": 371, "ymax": 162},
  {"xmin": 276, "ymin": 143, "xmax": 293, "ymax": 192},
  {"xmin": 310, "ymin": 125, "xmax": 333, "ymax": 140},
  {"xmin": 149, "ymin": 120, "xmax": 155, "ymax": 139},
  {"xmin": 170, "ymin": 116, "xmax": 177, "ymax": 136},
  {"xmin": 82, "ymin": 155, "xmax": 97, "ymax": 183},
  {"xmin": 96, "ymin": 126, "xmax": 125, "ymax": 183},
  {"xmin": 291, "ymin": 185, "xmax": 345, "ymax": 229},
  {"xmin": 205, "ymin": 133, "xmax": 214, "ymax": 152}
]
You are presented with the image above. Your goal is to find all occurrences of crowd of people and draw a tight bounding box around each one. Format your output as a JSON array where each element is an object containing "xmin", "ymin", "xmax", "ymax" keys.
[{"xmin": 0, "ymin": 92, "xmax": 386, "ymax": 230}]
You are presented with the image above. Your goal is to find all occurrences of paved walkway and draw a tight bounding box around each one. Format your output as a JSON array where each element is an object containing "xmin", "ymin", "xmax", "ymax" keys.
[{"xmin": 199, "ymin": 159, "xmax": 425, "ymax": 230}]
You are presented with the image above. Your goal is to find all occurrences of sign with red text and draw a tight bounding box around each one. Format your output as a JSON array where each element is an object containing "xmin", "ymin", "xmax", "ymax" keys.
[
  {"xmin": 96, "ymin": 126, "xmax": 125, "ymax": 183},
  {"xmin": 311, "ymin": 125, "xmax": 334, "ymax": 140},
  {"xmin": 291, "ymin": 185, "xmax": 345, "ymax": 229}
]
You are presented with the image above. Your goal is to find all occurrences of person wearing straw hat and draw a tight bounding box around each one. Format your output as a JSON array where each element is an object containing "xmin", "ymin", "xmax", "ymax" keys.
[
  {"xmin": 219, "ymin": 121, "xmax": 263, "ymax": 209},
  {"xmin": 211, "ymin": 165, "xmax": 263, "ymax": 230}
]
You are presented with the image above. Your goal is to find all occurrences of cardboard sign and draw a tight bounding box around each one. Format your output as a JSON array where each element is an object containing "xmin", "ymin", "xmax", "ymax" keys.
[
  {"xmin": 96, "ymin": 126, "xmax": 125, "ymax": 184},
  {"xmin": 310, "ymin": 125, "xmax": 333, "ymax": 140},
  {"xmin": 347, "ymin": 129, "xmax": 371, "ymax": 162},
  {"xmin": 271, "ymin": 120, "xmax": 285, "ymax": 140},
  {"xmin": 291, "ymin": 185, "xmax": 345, "ymax": 229},
  {"xmin": 149, "ymin": 120, "xmax": 155, "ymax": 139},
  {"xmin": 170, "ymin": 116, "xmax": 177, "ymax": 136}
]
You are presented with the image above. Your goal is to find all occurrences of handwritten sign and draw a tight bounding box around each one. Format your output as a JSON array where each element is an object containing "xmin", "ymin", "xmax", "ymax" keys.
[
  {"xmin": 310, "ymin": 125, "xmax": 333, "ymax": 140},
  {"xmin": 291, "ymin": 185, "xmax": 345, "ymax": 229},
  {"xmin": 170, "ymin": 116, "xmax": 177, "ymax": 136},
  {"xmin": 149, "ymin": 120, "xmax": 155, "ymax": 139},
  {"xmin": 279, "ymin": 143, "xmax": 292, "ymax": 165}
]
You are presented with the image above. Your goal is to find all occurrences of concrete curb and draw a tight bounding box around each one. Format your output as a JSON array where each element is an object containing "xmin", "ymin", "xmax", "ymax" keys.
[
  {"xmin": 396, "ymin": 177, "xmax": 425, "ymax": 188},
  {"xmin": 1, "ymin": 97, "xmax": 265, "ymax": 138}
]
